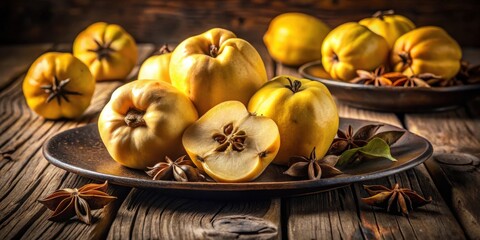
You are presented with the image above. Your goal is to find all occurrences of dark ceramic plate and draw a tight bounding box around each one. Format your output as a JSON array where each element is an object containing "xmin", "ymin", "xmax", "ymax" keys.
[
  {"xmin": 43, "ymin": 118, "xmax": 432, "ymax": 199},
  {"xmin": 299, "ymin": 60, "xmax": 480, "ymax": 112}
]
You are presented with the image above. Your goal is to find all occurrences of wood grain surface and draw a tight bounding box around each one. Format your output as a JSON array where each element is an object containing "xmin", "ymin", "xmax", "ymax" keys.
[
  {"xmin": 2, "ymin": 0, "xmax": 480, "ymax": 47},
  {"xmin": 0, "ymin": 42, "xmax": 478, "ymax": 239}
]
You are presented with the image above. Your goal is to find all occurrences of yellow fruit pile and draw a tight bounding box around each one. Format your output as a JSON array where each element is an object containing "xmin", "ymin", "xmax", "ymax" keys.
[
  {"xmin": 264, "ymin": 11, "xmax": 462, "ymax": 82},
  {"xmin": 23, "ymin": 22, "xmax": 339, "ymax": 183}
]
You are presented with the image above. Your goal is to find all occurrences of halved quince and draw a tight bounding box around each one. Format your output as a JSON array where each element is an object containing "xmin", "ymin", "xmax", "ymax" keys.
[{"xmin": 182, "ymin": 101, "xmax": 280, "ymax": 182}]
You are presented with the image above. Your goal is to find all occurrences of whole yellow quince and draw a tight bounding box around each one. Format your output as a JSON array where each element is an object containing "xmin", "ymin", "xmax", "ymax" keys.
[
  {"xmin": 248, "ymin": 75, "xmax": 338, "ymax": 166},
  {"xmin": 170, "ymin": 28, "xmax": 267, "ymax": 115},
  {"xmin": 264, "ymin": 12, "xmax": 331, "ymax": 66},
  {"xmin": 391, "ymin": 26, "xmax": 462, "ymax": 79},
  {"xmin": 138, "ymin": 45, "xmax": 172, "ymax": 83},
  {"xmin": 322, "ymin": 22, "xmax": 389, "ymax": 81},
  {"xmin": 359, "ymin": 10, "xmax": 416, "ymax": 49},
  {"xmin": 73, "ymin": 22, "xmax": 138, "ymax": 81},
  {"xmin": 98, "ymin": 80, "xmax": 198, "ymax": 169}
]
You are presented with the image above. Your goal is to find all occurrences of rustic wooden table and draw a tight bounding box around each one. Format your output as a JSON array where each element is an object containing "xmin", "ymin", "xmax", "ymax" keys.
[{"xmin": 0, "ymin": 43, "xmax": 478, "ymax": 240}]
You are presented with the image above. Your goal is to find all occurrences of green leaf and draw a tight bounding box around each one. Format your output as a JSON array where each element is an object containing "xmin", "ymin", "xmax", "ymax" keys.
[
  {"xmin": 337, "ymin": 147, "xmax": 361, "ymax": 167},
  {"xmin": 359, "ymin": 138, "xmax": 397, "ymax": 161},
  {"xmin": 335, "ymin": 137, "xmax": 397, "ymax": 167}
]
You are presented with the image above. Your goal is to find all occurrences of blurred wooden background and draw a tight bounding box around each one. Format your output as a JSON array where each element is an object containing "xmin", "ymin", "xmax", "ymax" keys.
[{"xmin": 1, "ymin": 0, "xmax": 480, "ymax": 46}]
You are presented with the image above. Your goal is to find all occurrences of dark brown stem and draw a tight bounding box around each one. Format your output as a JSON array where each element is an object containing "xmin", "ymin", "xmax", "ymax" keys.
[
  {"xmin": 332, "ymin": 53, "xmax": 339, "ymax": 63},
  {"xmin": 285, "ymin": 77, "xmax": 302, "ymax": 93},
  {"xmin": 158, "ymin": 44, "xmax": 172, "ymax": 55},
  {"xmin": 124, "ymin": 109, "xmax": 146, "ymax": 128},
  {"xmin": 209, "ymin": 45, "xmax": 219, "ymax": 58},
  {"xmin": 372, "ymin": 10, "xmax": 395, "ymax": 20},
  {"xmin": 40, "ymin": 76, "xmax": 82, "ymax": 105}
]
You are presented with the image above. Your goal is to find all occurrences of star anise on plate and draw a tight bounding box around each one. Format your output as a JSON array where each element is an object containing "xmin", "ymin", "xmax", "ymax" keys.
[
  {"xmin": 284, "ymin": 147, "xmax": 342, "ymax": 180},
  {"xmin": 361, "ymin": 183, "xmax": 432, "ymax": 216},
  {"xmin": 350, "ymin": 66, "xmax": 393, "ymax": 86},
  {"xmin": 392, "ymin": 73, "xmax": 442, "ymax": 87},
  {"xmin": 38, "ymin": 181, "xmax": 116, "ymax": 224},
  {"xmin": 146, "ymin": 155, "xmax": 207, "ymax": 182},
  {"xmin": 451, "ymin": 60, "xmax": 480, "ymax": 85},
  {"xmin": 327, "ymin": 124, "xmax": 383, "ymax": 155}
]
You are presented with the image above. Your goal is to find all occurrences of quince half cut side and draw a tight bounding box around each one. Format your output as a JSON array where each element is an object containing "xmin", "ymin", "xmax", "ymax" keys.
[{"xmin": 182, "ymin": 101, "xmax": 280, "ymax": 182}]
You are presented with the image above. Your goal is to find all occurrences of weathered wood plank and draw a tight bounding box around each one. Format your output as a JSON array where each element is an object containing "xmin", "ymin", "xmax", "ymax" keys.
[
  {"xmin": 277, "ymin": 63, "xmax": 466, "ymax": 239},
  {"xmin": 404, "ymin": 109, "xmax": 480, "ymax": 240},
  {"xmin": 2, "ymin": 0, "xmax": 479, "ymax": 47},
  {"xmin": 403, "ymin": 49, "xmax": 480, "ymax": 239},
  {"xmin": 0, "ymin": 44, "xmax": 154, "ymax": 239},
  {"xmin": 0, "ymin": 44, "xmax": 53, "ymax": 91}
]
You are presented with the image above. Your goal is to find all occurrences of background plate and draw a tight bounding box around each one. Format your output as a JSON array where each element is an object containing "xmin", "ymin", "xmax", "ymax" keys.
[
  {"xmin": 299, "ymin": 60, "xmax": 480, "ymax": 113},
  {"xmin": 43, "ymin": 118, "xmax": 432, "ymax": 199}
]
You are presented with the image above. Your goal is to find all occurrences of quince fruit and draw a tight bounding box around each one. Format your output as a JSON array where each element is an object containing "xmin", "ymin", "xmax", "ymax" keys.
[
  {"xmin": 359, "ymin": 10, "xmax": 416, "ymax": 49},
  {"xmin": 322, "ymin": 22, "xmax": 389, "ymax": 81},
  {"xmin": 248, "ymin": 76, "xmax": 338, "ymax": 166},
  {"xmin": 73, "ymin": 22, "xmax": 138, "ymax": 81},
  {"xmin": 170, "ymin": 28, "xmax": 267, "ymax": 115},
  {"xmin": 98, "ymin": 80, "xmax": 198, "ymax": 169},
  {"xmin": 138, "ymin": 45, "xmax": 172, "ymax": 83},
  {"xmin": 264, "ymin": 12, "xmax": 330, "ymax": 66},
  {"xmin": 182, "ymin": 101, "xmax": 280, "ymax": 182},
  {"xmin": 391, "ymin": 26, "xmax": 462, "ymax": 79},
  {"xmin": 23, "ymin": 52, "xmax": 95, "ymax": 119}
]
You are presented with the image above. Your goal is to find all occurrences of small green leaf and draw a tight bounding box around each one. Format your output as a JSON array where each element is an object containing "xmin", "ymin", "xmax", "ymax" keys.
[
  {"xmin": 337, "ymin": 148, "xmax": 361, "ymax": 167},
  {"xmin": 359, "ymin": 138, "xmax": 397, "ymax": 161}
]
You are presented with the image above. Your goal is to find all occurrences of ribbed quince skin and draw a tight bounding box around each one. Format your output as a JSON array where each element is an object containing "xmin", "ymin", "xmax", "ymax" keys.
[
  {"xmin": 263, "ymin": 12, "xmax": 331, "ymax": 66},
  {"xmin": 359, "ymin": 10, "xmax": 416, "ymax": 49},
  {"xmin": 23, "ymin": 52, "xmax": 95, "ymax": 119},
  {"xmin": 73, "ymin": 22, "xmax": 138, "ymax": 81},
  {"xmin": 98, "ymin": 80, "xmax": 198, "ymax": 169},
  {"xmin": 391, "ymin": 26, "xmax": 462, "ymax": 79},
  {"xmin": 248, "ymin": 75, "xmax": 338, "ymax": 166},
  {"xmin": 321, "ymin": 22, "xmax": 389, "ymax": 81},
  {"xmin": 138, "ymin": 45, "xmax": 172, "ymax": 83},
  {"xmin": 169, "ymin": 28, "xmax": 267, "ymax": 115}
]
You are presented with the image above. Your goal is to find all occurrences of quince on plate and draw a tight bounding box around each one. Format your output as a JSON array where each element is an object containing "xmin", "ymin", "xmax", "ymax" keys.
[{"xmin": 182, "ymin": 101, "xmax": 280, "ymax": 182}]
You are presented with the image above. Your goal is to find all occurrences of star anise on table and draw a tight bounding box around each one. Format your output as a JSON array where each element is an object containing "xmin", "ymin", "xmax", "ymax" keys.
[
  {"xmin": 146, "ymin": 155, "xmax": 207, "ymax": 182},
  {"xmin": 327, "ymin": 124, "xmax": 383, "ymax": 155},
  {"xmin": 391, "ymin": 72, "xmax": 443, "ymax": 87},
  {"xmin": 38, "ymin": 181, "xmax": 116, "ymax": 224},
  {"xmin": 361, "ymin": 183, "xmax": 432, "ymax": 216},
  {"xmin": 284, "ymin": 147, "xmax": 342, "ymax": 180},
  {"xmin": 350, "ymin": 66, "xmax": 393, "ymax": 86}
]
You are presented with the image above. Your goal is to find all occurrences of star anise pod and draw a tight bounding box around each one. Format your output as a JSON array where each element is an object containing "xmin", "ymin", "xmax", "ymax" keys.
[
  {"xmin": 327, "ymin": 124, "xmax": 383, "ymax": 155},
  {"xmin": 392, "ymin": 73, "xmax": 442, "ymax": 87},
  {"xmin": 146, "ymin": 155, "xmax": 207, "ymax": 182},
  {"xmin": 451, "ymin": 60, "xmax": 480, "ymax": 85},
  {"xmin": 361, "ymin": 183, "xmax": 432, "ymax": 216},
  {"xmin": 38, "ymin": 181, "xmax": 116, "ymax": 224},
  {"xmin": 350, "ymin": 66, "xmax": 392, "ymax": 86},
  {"xmin": 284, "ymin": 147, "xmax": 342, "ymax": 180}
]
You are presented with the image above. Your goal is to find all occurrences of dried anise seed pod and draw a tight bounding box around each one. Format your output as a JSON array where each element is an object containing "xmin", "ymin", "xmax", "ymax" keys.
[
  {"xmin": 451, "ymin": 60, "xmax": 480, "ymax": 85},
  {"xmin": 350, "ymin": 66, "xmax": 393, "ymax": 86},
  {"xmin": 392, "ymin": 73, "xmax": 442, "ymax": 87},
  {"xmin": 146, "ymin": 155, "xmax": 207, "ymax": 182},
  {"xmin": 284, "ymin": 147, "xmax": 342, "ymax": 180},
  {"xmin": 327, "ymin": 124, "xmax": 383, "ymax": 155},
  {"xmin": 38, "ymin": 181, "xmax": 116, "ymax": 224},
  {"xmin": 361, "ymin": 183, "xmax": 432, "ymax": 216}
]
